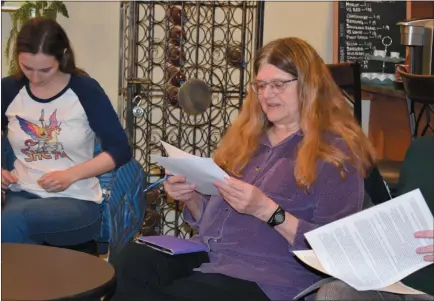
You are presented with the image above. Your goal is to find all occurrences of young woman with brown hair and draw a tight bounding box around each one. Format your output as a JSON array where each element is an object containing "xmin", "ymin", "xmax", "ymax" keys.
[{"xmin": 1, "ymin": 17, "xmax": 130, "ymax": 245}]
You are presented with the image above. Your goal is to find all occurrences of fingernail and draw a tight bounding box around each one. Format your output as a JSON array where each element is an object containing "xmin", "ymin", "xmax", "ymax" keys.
[{"xmin": 416, "ymin": 247, "xmax": 422, "ymax": 253}]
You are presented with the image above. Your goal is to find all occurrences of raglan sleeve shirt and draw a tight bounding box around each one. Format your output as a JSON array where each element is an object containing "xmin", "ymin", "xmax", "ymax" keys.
[
  {"xmin": 70, "ymin": 76, "xmax": 131, "ymax": 167},
  {"xmin": 2, "ymin": 74, "xmax": 131, "ymax": 202},
  {"xmin": 2, "ymin": 76, "xmax": 27, "ymax": 132},
  {"xmin": 2, "ymin": 75, "xmax": 131, "ymax": 167}
]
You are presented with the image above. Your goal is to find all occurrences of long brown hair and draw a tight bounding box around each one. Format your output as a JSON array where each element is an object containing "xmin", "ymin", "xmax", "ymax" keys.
[
  {"xmin": 13, "ymin": 17, "xmax": 87, "ymax": 78},
  {"xmin": 214, "ymin": 37, "xmax": 375, "ymax": 189}
]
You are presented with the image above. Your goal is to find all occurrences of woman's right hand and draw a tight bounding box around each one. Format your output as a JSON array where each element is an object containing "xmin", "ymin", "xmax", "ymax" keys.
[
  {"xmin": 163, "ymin": 175, "xmax": 199, "ymax": 204},
  {"xmin": 1, "ymin": 169, "xmax": 18, "ymax": 190},
  {"xmin": 415, "ymin": 230, "xmax": 434, "ymax": 262}
]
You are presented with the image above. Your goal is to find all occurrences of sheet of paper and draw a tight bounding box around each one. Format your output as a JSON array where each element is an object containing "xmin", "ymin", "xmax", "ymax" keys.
[
  {"xmin": 293, "ymin": 250, "xmax": 426, "ymax": 295},
  {"xmin": 303, "ymin": 189, "xmax": 433, "ymax": 292},
  {"xmin": 151, "ymin": 142, "xmax": 229, "ymax": 195},
  {"xmin": 161, "ymin": 141, "xmax": 195, "ymax": 158}
]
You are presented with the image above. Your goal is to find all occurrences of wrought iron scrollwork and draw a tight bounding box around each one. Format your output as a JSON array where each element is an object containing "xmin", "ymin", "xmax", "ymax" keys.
[{"xmin": 119, "ymin": 1, "xmax": 264, "ymax": 238}]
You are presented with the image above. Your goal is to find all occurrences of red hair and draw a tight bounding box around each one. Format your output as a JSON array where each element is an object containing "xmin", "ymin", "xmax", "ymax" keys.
[{"xmin": 214, "ymin": 37, "xmax": 375, "ymax": 189}]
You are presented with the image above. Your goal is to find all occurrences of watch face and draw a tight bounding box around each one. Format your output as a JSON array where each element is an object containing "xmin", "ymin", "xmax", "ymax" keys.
[{"xmin": 274, "ymin": 212, "xmax": 285, "ymax": 223}]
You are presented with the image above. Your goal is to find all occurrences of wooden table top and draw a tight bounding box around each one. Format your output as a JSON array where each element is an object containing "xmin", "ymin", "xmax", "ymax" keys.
[
  {"xmin": 1, "ymin": 243, "xmax": 116, "ymax": 301},
  {"xmin": 362, "ymin": 82, "xmax": 406, "ymax": 99}
]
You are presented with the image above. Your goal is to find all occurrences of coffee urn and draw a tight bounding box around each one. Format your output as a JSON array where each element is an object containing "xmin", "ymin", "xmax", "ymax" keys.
[{"xmin": 397, "ymin": 18, "xmax": 434, "ymax": 75}]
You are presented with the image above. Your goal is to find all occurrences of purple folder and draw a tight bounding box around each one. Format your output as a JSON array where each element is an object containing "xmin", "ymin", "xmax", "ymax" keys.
[{"xmin": 136, "ymin": 235, "xmax": 208, "ymax": 255}]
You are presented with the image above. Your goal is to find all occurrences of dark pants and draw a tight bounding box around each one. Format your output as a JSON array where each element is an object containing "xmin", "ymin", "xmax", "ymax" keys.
[
  {"xmin": 316, "ymin": 280, "xmax": 434, "ymax": 301},
  {"xmin": 110, "ymin": 241, "xmax": 271, "ymax": 301}
]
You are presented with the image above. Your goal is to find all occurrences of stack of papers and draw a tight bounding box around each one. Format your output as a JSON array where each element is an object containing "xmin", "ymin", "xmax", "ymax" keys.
[
  {"xmin": 293, "ymin": 189, "xmax": 433, "ymax": 297},
  {"xmin": 150, "ymin": 141, "xmax": 229, "ymax": 195}
]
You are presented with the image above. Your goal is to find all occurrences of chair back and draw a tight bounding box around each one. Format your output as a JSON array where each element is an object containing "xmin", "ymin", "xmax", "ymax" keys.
[
  {"xmin": 103, "ymin": 159, "xmax": 146, "ymax": 260},
  {"xmin": 326, "ymin": 62, "xmax": 362, "ymax": 124},
  {"xmin": 395, "ymin": 135, "xmax": 434, "ymax": 295},
  {"xmin": 1, "ymin": 135, "xmax": 15, "ymax": 171},
  {"xmin": 362, "ymin": 191, "xmax": 375, "ymax": 209},
  {"xmin": 398, "ymin": 69, "xmax": 434, "ymax": 138},
  {"xmin": 93, "ymin": 141, "xmax": 147, "ymax": 257},
  {"xmin": 398, "ymin": 70, "xmax": 434, "ymax": 106},
  {"xmin": 397, "ymin": 136, "xmax": 434, "ymax": 205}
]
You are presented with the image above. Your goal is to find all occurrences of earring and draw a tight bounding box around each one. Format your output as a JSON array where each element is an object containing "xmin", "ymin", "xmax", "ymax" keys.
[{"xmin": 61, "ymin": 49, "xmax": 69, "ymax": 68}]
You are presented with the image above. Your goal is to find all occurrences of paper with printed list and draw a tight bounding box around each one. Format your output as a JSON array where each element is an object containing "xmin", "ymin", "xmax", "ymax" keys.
[
  {"xmin": 150, "ymin": 141, "xmax": 229, "ymax": 195},
  {"xmin": 293, "ymin": 189, "xmax": 433, "ymax": 296}
]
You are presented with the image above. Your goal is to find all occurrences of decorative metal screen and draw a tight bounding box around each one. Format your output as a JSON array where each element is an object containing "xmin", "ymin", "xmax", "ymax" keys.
[{"xmin": 118, "ymin": 1, "xmax": 264, "ymax": 238}]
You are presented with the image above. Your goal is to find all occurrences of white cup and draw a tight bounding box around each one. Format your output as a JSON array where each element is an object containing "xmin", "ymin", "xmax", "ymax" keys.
[
  {"xmin": 387, "ymin": 74, "xmax": 396, "ymax": 81},
  {"xmin": 374, "ymin": 50, "xmax": 386, "ymax": 57},
  {"xmin": 371, "ymin": 72, "xmax": 380, "ymax": 80},
  {"xmin": 390, "ymin": 52, "xmax": 400, "ymax": 59},
  {"xmin": 377, "ymin": 74, "xmax": 387, "ymax": 81}
]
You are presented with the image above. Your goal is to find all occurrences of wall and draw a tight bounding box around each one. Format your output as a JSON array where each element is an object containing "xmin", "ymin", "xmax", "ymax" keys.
[
  {"xmin": 1, "ymin": 12, "xmax": 12, "ymax": 77},
  {"xmin": 1, "ymin": 1, "xmax": 121, "ymax": 108},
  {"xmin": 2, "ymin": 1, "xmax": 334, "ymax": 109},
  {"xmin": 57, "ymin": 2, "xmax": 120, "ymax": 107},
  {"xmin": 263, "ymin": 1, "xmax": 334, "ymax": 63}
]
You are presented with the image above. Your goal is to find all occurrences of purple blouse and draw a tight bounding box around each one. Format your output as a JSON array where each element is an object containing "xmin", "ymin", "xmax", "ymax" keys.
[{"xmin": 184, "ymin": 131, "xmax": 364, "ymax": 300}]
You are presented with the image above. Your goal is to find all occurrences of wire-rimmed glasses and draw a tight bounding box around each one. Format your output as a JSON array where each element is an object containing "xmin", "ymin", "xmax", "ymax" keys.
[{"xmin": 251, "ymin": 78, "xmax": 298, "ymax": 95}]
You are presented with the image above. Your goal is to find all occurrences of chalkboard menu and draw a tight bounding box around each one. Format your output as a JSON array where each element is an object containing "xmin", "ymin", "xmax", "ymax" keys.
[{"xmin": 337, "ymin": 1, "xmax": 407, "ymax": 76}]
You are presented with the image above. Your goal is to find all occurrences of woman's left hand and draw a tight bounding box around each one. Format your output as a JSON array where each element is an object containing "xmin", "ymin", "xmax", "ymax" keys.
[
  {"xmin": 415, "ymin": 230, "xmax": 434, "ymax": 262},
  {"xmin": 214, "ymin": 177, "xmax": 278, "ymax": 222},
  {"xmin": 38, "ymin": 170, "xmax": 77, "ymax": 193}
]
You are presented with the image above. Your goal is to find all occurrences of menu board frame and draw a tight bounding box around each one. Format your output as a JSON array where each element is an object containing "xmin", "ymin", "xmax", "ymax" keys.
[{"xmin": 333, "ymin": 1, "xmax": 411, "ymax": 64}]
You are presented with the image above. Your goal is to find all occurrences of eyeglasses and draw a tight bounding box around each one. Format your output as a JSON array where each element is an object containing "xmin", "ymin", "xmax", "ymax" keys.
[{"xmin": 251, "ymin": 79, "xmax": 298, "ymax": 95}]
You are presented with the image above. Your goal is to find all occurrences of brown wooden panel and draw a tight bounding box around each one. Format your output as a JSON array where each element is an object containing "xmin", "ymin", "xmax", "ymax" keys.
[
  {"xmin": 410, "ymin": 1, "xmax": 434, "ymax": 19},
  {"xmin": 365, "ymin": 91, "xmax": 434, "ymax": 162}
]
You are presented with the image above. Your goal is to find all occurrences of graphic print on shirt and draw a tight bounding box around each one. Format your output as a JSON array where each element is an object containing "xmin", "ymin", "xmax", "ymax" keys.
[{"xmin": 16, "ymin": 109, "xmax": 71, "ymax": 162}]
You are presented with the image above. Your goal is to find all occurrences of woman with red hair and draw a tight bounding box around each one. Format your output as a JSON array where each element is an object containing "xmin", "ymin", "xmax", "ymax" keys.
[{"xmin": 112, "ymin": 37, "xmax": 375, "ymax": 301}]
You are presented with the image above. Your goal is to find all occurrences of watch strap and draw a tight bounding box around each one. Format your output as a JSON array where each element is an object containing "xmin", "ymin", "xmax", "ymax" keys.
[{"xmin": 267, "ymin": 205, "xmax": 285, "ymax": 227}]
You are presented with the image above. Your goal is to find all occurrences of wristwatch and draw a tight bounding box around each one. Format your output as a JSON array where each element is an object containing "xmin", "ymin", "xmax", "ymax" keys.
[{"xmin": 267, "ymin": 205, "xmax": 286, "ymax": 227}]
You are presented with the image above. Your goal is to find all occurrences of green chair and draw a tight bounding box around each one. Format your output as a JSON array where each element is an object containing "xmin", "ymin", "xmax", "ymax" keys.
[
  {"xmin": 398, "ymin": 135, "xmax": 434, "ymax": 296},
  {"xmin": 314, "ymin": 136, "xmax": 434, "ymax": 300}
]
